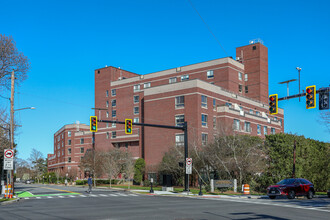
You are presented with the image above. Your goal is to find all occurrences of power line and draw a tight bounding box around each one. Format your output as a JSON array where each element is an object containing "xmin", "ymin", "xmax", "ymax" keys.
[{"xmin": 187, "ymin": 0, "xmax": 228, "ymax": 56}]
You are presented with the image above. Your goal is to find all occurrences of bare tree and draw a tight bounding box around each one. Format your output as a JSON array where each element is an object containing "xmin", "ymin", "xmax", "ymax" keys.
[
  {"xmin": 0, "ymin": 34, "xmax": 30, "ymax": 88},
  {"xmin": 101, "ymin": 148, "xmax": 125, "ymax": 188},
  {"xmin": 80, "ymin": 150, "xmax": 103, "ymax": 185},
  {"xmin": 28, "ymin": 148, "xmax": 47, "ymax": 179},
  {"xmin": 319, "ymin": 111, "xmax": 330, "ymax": 134},
  {"xmin": 122, "ymin": 152, "xmax": 134, "ymax": 189}
]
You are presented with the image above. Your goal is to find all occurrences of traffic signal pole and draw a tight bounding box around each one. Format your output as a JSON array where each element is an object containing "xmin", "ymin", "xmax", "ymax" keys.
[{"xmin": 98, "ymin": 119, "xmax": 189, "ymax": 191}]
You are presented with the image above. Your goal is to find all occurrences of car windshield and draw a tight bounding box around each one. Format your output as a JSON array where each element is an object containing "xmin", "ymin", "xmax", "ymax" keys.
[{"xmin": 277, "ymin": 179, "xmax": 295, "ymax": 185}]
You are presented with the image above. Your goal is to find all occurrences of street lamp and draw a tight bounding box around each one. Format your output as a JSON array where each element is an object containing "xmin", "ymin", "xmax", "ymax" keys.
[
  {"xmin": 149, "ymin": 178, "xmax": 154, "ymax": 193},
  {"xmin": 65, "ymin": 173, "xmax": 68, "ymax": 186},
  {"xmin": 43, "ymin": 176, "xmax": 44, "ymax": 184},
  {"xmin": 49, "ymin": 175, "xmax": 51, "ymax": 184},
  {"xmin": 296, "ymin": 67, "xmax": 302, "ymax": 102}
]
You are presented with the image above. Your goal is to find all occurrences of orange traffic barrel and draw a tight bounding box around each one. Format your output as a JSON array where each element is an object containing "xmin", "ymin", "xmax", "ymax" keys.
[{"xmin": 243, "ymin": 184, "xmax": 250, "ymax": 195}]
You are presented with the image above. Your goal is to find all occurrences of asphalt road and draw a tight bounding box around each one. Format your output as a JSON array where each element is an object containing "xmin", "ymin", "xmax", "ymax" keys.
[{"xmin": 0, "ymin": 183, "xmax": 329, "ymax": 220}]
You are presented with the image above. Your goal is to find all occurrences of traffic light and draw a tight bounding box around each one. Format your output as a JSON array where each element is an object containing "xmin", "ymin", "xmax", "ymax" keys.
[
  {"xmin": 125, "ymin": 119, "xmax": 132, "ymax": 134},
  {"xmin": 269, "ymin": 94, "xmax": 278, "ymax": 115},
  {"xmin": 306, "ymin": 85, "xmax": 316, "ymax": 109},
  {"xmin": 90, "ymin": 116, "xmax": 97, "ymax": 132}
]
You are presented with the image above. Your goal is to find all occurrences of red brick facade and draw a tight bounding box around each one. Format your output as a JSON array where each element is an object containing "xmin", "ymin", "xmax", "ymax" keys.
[
  {"xmin": 93, "ymin": 42, "xmax": 284, "ymax": 172},
  {"xmin": 48, "ymin": 42, "xmax": 284, "ymax": 177}
]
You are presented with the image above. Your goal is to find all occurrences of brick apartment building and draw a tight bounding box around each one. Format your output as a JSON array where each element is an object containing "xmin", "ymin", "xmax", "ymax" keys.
[
  {"xmin": 48, "ymin": 42, "xmax": 284, "ymax": 177},
  {"xmin": 47, "ymin": 123, "xmax": 93, "ymax": 179}
]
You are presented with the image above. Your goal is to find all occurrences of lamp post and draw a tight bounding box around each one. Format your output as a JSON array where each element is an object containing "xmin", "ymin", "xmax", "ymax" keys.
[
  {"xmin": 65, "ymin": 173, "xmax": 68, "ymax": 186},
  {"xmin": 43, "ymin": 176, "xmax": 44, "ymax": 184},
  {"xmin": 296, "ymin": 67, "xmax": 302, "ymax": 102},
  {"xmin": 149, "ymin": 178, "xmax": 154, "ymax": 193},
  {"xmin": 49, "ymin": 175, "xmax": 51, "ymax": 184}
]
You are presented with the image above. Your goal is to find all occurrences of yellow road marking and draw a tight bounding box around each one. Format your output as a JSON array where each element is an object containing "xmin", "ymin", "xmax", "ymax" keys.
[{"xmin": 40, "ymin": 187, "xmax": 80, "ymax": 194}]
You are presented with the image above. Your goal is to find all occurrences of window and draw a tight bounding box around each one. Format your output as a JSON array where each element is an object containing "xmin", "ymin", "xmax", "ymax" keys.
[
  {"xmin": 175, "ymin": 96, "xmax": 184, "ymax": 108},
  {"xmin": 253, "ymin": 45, "xmax": 256, "ymax": 50},
  {"xmin": 175, "ymin": 134, "xmax": 184, "ymax": 146},
  {"xmin": 68, "ymin": 140, "xmax": 71, "ymax": 145},
  {"xmin": 112, "ymin": 122, "xmax": 116, "ymax": 128},
  {"xmin": 112, "ymin": 131, "xmax": 116, "ymax": 139},
  {"xmin": 57, "ymin": 143, "xmax": 60, "ymax": 149},
  {"xmin": 112, "ymin": 110, "xmax": 116, "ymax": 117},
  {"xmin": 111, "ymin": 89, "xmax": 116, "ymax": 96},
  {"xmin": 181, "ymin": 75, "xmax": 189, "ymax": 81},
  {"xmin": 106, "ymin": 111, "xmax": 109, "ymax": 118},
  {"xmin": 245, "ymin": 74, "xmax": 248, "ymax": 81},
  {"xmin": 256, "ymin": 111, "xmax": 260, "ymax": 116},
  {"xmin": 106, "ymin": 100, "xmax": 109, "ymax": 107},
  {"xmin": 112, "ymin": 99, "xmax": 116, "ymax": 107},
  {"xmin": 134, "ymin": 117, "xmax": 139, "ymax": 123},
  {"xmin": 249, "ymin": 109, "xmax": 253, "ymax": 114},
  {"xmin": 62, "ymin": 150, "xmax": 64, "ymax": 156},
  {"xmin": 257, "ymin": 125, "xmax": 261, "ymax": 135},
  {"xmin": 201, "ymin": 114, "xmax": 208, "ymax": 127},
  {"xmin": 106, "ymin": 90, "xmax": 109, "ymax": 97},
  {"xmin": 244, "ymin": 122, "xmax": 251, "ymax": 132},
  {"xmin": 274, "ymin": 117, "xmax": 278, "ymax": 121},
  {"xmin": 238, "ymin": 72, "xmax": 242, "ymax": 80},
  {"xmin": 134, "ymin": 84, "xmax": 140, "ymax": 92},
  {"xmin": 239, "ymin": 84, "xmax": 242, "ymax": 93},
  {"xmin": 144, "ymin": 82, "xmax": 151, "ymax": 88},
  {"xmin": 245, "ymin": 86, "xmax": 248, "ymax": 93},
  {"xmin": 106, "ymin": 123, "xmax": 109, "ymax": 128},
  {"xmin": 202, "ymin": 133, "xmax": 208, "ymax": 146},
  {"xmin": 134, "ymin": 107, "xmax": 139, "ymax": 114},
  {"xmin": 264, "ymin": 126, "xmax": 268, "ymax": 135},
  {"xmin": 226, "ymin": 102, "xmax": 232, "ymax": 108},
  {"xmin": 207, "ymin": 70, "xmax": 214, "ymax": 79},
  {"xmin": 106, "ymin": 132, "xmax": 109, "ymax": 139},
  {"xmin": 134, "ymin": 95, "xmax": 139, "ymax": 103},
  {"xmin": 68, "ymin": 157, "xmax": 71, "ymax": 163},
  {"xmin": 213, "ymin": 117, "xmax": 217, "ymax": 129},
  {"xmin": 80, "ymin": 147, "xmax": 84, "ymax": 153},
  {"xmin": 213, "ymin": 99, "xmax": 216, "ymax": 110},
  {"xmin": 80, "ymin": 138, "xmax": 84, "ymax": 144},
  {"xmin": 68, "ymin": 148, "xmax": 71, "ymax": 154},
  {"xmin": 169, "ymin": 77, "xmax": 177, "ymax": 84},
  {"xmin": 201, "ymin": 95, "xmax": 207, "ymax": 108},
  {"xmin": 233, "ymin": 119, "xmax": 240, "ymax": 131},
  {"xmin": 280, "ymin": 119, "xmax": 283, "ymax": 126},
  {"xmin": 68, "ymin": 131, "xmax": 71, "ymax": 137},
  {"xmin": 271, "ymin": 128, "xmax": 276, "ymax": 134},
  {"xmin": 175, "ymin": 115, "xmax": 185, "ymax": 126}
]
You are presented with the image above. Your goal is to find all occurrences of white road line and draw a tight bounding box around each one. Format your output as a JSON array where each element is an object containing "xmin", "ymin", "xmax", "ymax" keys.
[
  {"xmin": 99, "ymin": 194, "xmax": 108, "ymax": 197},
  {"xmin": 117, "ymin": 193, "xmax": 128, "ymax": 196},
  {"xmin": 79, "ymin": 195, "xmax": 87, "ymax": 197},
  {"xmin": 58, "ymin": 196, "xmax": 64, "ymax": 198},
  {"xmin": 89, "ymin": 194, "xmax": 97, "ymax": 197},
  {"xmin": 36, "ymin": 197, "xmax": 41, "ymax": 199},
  {"xmin": 47, "ymin": 196, "xmax": 53, "ymax": 199},
  {"xmin": 69, "ymin": 195, "xmax": 76, "ymax": 198},
  {"xmin": 129, "ymin": 194, "xmax": 138, "ymax": 196},
  {"xmin": 24, "ymin": 197, "xmax": 30, "ymax": 200},
  {"xmin": 109, "ymin": 194, "xmax": 118, "ymax": 196}
]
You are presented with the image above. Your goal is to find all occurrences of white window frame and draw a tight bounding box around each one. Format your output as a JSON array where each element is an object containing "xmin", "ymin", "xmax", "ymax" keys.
[
  {"xmin": 202, "ymin": 133, "xmax": 208, "ymax": 146},
  {"xmin": 271, "ymin": 128, "xmax": 276, "ymax": 134},
  {"xmin": 201, "ymin": 95, "xmax": 207, "ymax": 108},
  {"xmin": 134, "ymin": 107, "xmax": 139, "ymax": 115},
  {"xmin": 169, "ymin": 77, "xmax": 177, "ymax": 84},
  {"xmin": 111, "ymin": 89, "xmax": 116, "ymax": 96},
  {"xmin": 112, "ymin": 131, "xmax": 116, "ymax": 139},
  {"xmin": 134, "ymin": 117, "xmax": 139, "ymax": 123},
  {"xmin": 244, "ymin": 74, "xmax": 248, "ymax": 81},
  {"xmin": 213, "ymin": 117, "xmax": 217, "ymax": 129},
  {"xmin": 239, "ymin": 84, "xmax": 242, "ymax": 93},
  {"xmin": 175, "ymin": 96, "xmax": 184, "ymax": 108},
  {"xmin": 238, "ymin": 72, "xmax": 242, "ymax": 81},
  {"xmin": 244, "ymin": 122, "xmax": 251, "ymax": 132},
  {"xmin": 233, "ymin": 119, "xmax": 240, "ymax": 131},
  {"xmin": 80, "ymin": 138, "xmax": 84, "ymax": 144},
  {"xmin": 175, "ymin": 134, "xmax": 184, "ymax": 147},
  {"xmin": 106, "ymin": 100, "xmax": 109, "ymax": 107},
  {"xmin": 181, "ymin": 75, "xmax": 189, "ymax": 81},
  {"xmin": 207, "ymin": 70, "xmax": 214, "ymax": 79},
  {"xmin": 68, "ymin": 131, "xmax": 71, "ymax": 137},
  {"xmin": 134, "ymin": 95, "xmax": 139, "ymax": 103},
  {"xmin": 264, "ymin": 126, "xmax": 268, "ymax": 135},
  {"xmin": 257, "ymin": 125, "xmax": 261, "ymax": 135},
  {"xmin": 134, "ymin": 84, "xmax": 140, "ymax": 92},
  {"xmin": 106, "ymin": 90, "xmax": 109, "ymax": 97},
  {"xmin": 201, "ymin": 114, "xmax": 208, "ymax": 127},
  {"xmin": 112, "ymin": 99, "xmax": 116, "ymax": 107},
  {"xmin": 144, "ymin": 82, "xmax": 151, "ymax": 88},
  {"xmin": 175, "ymin": 115, "xmax": 185, "ymax": 126},
  {"xmin": 112, "ymin": 110, "xmax": 116, "ymax": 117}
]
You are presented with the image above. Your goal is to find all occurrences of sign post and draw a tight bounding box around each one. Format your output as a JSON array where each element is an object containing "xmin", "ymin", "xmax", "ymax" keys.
[{"xmin": 186, "ymin": 158, "xmax": 192, "ymax": 195}]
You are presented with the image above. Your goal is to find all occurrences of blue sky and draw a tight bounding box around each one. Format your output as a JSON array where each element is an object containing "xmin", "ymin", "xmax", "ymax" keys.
[{"xmin": 1, "ymin": 0, "xmax": 329, "ymax": 160}]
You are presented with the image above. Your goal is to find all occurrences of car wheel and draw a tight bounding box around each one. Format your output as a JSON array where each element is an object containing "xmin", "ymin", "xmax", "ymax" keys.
[
  {"xmin": 288, "ymin": 190, "xmax": 295, "ymax": 199},
  {"xmin": 269, "ymin": 196, "xmax": 276, "ymax": 199},
  {"xmin": 307, "ymin": 190, "xmax": 313, "ymax": 199}
]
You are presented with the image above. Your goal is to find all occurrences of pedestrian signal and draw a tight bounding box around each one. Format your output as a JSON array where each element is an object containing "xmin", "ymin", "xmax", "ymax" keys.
[
  {"xmin": 125, "ymin": 119, "xmax": 132, "ymax": 134},
  {"xmin": 269, "ymin": 94, "xmax": 278, "ymax": 115},
  {"xmin": 306, "ymin": 85, "xmax": 316, "ymax": 109},
  {"xmin": 90, "ymin": 116, "xmax": 97, "ymax": 132}
]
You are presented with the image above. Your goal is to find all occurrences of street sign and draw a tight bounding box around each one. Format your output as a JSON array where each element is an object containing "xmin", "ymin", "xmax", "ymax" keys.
[
  {"xmin": 4, "ymin": 149, "xmax": 14, "ymax": 159},
  {"xmin": 4, "ymin": 158, "xmax": 13, "ymax": 170},
  {"xmin": 319, "ymin": 89, "xmax": 329, "ymax": 110},
  {"xmin": 186, "ymin": 158, "xmax": 192, "ymax": 174}
]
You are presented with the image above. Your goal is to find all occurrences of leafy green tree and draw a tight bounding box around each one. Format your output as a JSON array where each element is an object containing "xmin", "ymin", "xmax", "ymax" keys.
[{"xmin": 133, "ymin": 158, "xmax": 145, "ymax": 185}]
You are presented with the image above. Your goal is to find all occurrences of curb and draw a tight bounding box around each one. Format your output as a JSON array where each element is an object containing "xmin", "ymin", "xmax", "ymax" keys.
[{"xmin": 1, "ymin": 198, "xmax": 20, "ymax": 205}]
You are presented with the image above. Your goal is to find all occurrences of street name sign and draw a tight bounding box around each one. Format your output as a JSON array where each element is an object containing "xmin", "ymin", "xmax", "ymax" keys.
[{"xmin": 186, "ymin": 158, "xmax": 192, "ymax": 175}]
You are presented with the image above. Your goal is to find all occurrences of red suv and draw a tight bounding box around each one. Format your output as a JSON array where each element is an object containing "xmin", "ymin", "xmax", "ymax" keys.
[{"xmin": 267, "ymin": 178, "xmax": 314, "ymax": 199}]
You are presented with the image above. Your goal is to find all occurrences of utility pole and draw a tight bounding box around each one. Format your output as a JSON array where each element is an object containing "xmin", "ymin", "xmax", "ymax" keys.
[
  {"xmin": 293, "ymin": 140, "xmax": 296, "ymax": 178},
  {"xmin": 9, "ymin": 70, "xmax": 15, "ymax": 186}
]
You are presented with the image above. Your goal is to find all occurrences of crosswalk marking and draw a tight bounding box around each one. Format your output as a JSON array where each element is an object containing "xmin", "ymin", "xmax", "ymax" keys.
[
  {"xmin": 69, "ymin": 195, "xmax": 75, "ymax": 198},
  {"xmin": 47, "ymin": 196, "xmax": 53, "ymax": 198},
  {"xmin": 90, "ymin": 194, "xmax": 97, "ymax": 197},
  {"xmin": 21, "ymin": 193, "xmax": 139, "ymax": 201},
  {"xmin": 116, "ymin": 193, "xmax": 127, "ymax": 196},
  {"xmin": 80, "ymin": 195, "xmax": 87, "ymax": 197},
  {"xmin": 59, "ymin": 196, "xmax": 64, "ymax": 198},
  {"xmin": 36, "ymin": 197, "xmax": 41, "ymax": 199},
  {"xmin": 99, "ymin": 194, "xmax": 107, "ymax": 197},
  {"xmin": 109, "ymin": 194, "xmax": 118, "ymax": 196},
  {"xmin": 129, "ymin": 194, "xmax": 138, "ymax": 196}
]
